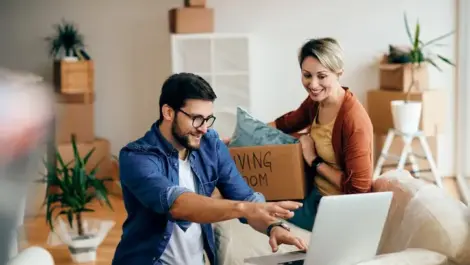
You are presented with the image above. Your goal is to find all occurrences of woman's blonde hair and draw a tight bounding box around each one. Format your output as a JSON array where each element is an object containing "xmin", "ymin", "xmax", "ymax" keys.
[{"xmin": 298, "ymin": 37, "xmax": 344, "ymax": 74}]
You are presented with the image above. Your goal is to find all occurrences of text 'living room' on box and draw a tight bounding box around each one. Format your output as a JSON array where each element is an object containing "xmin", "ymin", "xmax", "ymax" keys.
[{"xmin": 229, "ymin": 143, "xmax": 307, "ymax": 201}]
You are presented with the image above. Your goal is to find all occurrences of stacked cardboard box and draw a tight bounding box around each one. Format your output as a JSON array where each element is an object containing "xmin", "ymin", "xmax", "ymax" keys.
[
  {"xmin": 368, "ymin": 57, "xmax": 445, "ymax": 177},
  {"xmin": 53, "ymin": 60, "xmax": 119, "ymax": 194},
  {"xmin": 169, "ymin": 0, "xmax": 214, "ymax": 33}
]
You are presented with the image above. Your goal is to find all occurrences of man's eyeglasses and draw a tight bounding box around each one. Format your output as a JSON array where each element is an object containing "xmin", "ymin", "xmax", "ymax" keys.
[{"xmin": 178, "ymin": 109, "xmax": 216, "ymax": 129}]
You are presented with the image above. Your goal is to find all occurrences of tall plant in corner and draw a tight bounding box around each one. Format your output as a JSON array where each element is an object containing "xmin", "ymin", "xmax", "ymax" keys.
[
  {"xmin": 44, "ymin": 134, "xmax": 113, "ymax": 237},
  {"xmin": 387, "ymin": 13, "xmax": 455, "ymax": 102},
  {"xmin": 45, "ymin": 19, "xmax": 85, "ymax": 59}
]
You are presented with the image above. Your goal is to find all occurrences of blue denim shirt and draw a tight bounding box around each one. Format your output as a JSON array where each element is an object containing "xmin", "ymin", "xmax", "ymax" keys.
[{"xmin": 112, "ymin": 121, "xmax": 265, "ymax": 265}]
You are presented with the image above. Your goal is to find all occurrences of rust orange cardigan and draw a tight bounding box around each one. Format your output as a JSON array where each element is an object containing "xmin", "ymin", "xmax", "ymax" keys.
[{"xmin": 274, "ymin": 87, "xmax": 374, "ymax": 194}]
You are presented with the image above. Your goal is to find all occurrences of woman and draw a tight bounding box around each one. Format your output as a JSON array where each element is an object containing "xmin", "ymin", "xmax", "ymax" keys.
[{"xmin": 269, "ymin": 38, "xmax": 374, "ymax": 231}]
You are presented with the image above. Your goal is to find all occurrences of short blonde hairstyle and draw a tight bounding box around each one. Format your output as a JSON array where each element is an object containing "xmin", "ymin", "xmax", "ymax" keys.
[{"xmin": 298, "ymin": 37, "xmax": 344, "ymax": 74}]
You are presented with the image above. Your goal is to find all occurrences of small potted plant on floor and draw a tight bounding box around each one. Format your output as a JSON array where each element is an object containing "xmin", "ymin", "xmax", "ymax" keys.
[
  {"xmin": 385, "ymin": 13, "xmax": 454, "ymax": 134},
  {"xmin": 43, "ymin": 134, "xmax": 114, "ymax": 263}
]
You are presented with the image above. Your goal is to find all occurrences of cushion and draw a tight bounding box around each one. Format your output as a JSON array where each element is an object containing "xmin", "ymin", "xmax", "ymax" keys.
[
  {"xmin": 373, "ymin": 170, "xmax": 470, "ymax": 265},
  {"xmin": 355, "ymin": 248, "xmax": 448, "ymax": 265},
  {"xmin": 228, "ymin": 107, "xmax": 298, "ymax": 147}
]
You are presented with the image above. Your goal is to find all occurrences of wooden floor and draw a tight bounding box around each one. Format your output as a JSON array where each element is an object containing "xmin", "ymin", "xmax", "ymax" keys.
[{"xmin": 22, "ymin": 178, "xmax": 467, "ymax": 265}]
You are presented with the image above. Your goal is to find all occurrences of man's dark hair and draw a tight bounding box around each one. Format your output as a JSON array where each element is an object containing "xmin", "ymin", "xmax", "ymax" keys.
[{"xmin": 159, "ymin": 72, "xmax": 217, "ymax": 121}]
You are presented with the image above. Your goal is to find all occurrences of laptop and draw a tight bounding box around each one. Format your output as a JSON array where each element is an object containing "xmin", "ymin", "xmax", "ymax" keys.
[{"xmin": 244, "ymin": 191, "xmax": 393, "ymax": 265}]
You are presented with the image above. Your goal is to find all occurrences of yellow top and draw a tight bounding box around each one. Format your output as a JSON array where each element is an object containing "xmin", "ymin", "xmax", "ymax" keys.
[{"xmin": 310, "ymin": 111, "xmax": 343, "ymax": 196}]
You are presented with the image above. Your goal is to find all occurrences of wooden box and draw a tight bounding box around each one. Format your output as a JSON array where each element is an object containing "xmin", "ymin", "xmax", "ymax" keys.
[
  {"xmin": 54, "ymin": 60, "xmax": 94, "ymax": 94},
  {"xmin": 169, "ymin": 8, "xmax": 214, "ymax": 34},
  {"xmin": 56, "ymin": 92, "xmax": 94, "ymax": 104},
  {"xmin": 379, "ymin": 57, "xmax": 429, "ymax": 91},
  {"xmin": 366, "ymin": 89, "xmax": 446, "ymax": 136},
  {"xmin": 55, "ymin": 102, "xmax": 94, "ymax": 144}
]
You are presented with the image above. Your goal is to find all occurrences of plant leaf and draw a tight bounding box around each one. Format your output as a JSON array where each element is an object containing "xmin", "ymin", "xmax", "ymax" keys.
[
  {"xmin": 403, "ymin": 13, "xmax": 414, "ymax": 45},
  {"xmin": 421, "ymin": 31, "xmax": 455, "ymax": 47},
  {"xmin": 83, "ymin": 147, "xmax": 96, "ymax": 166},
  {"xmin": 71, "ymin": 134, "xmax": 83, "ymax": 168},
  {"xmin": 437, "ymin": 54, "xmax": 455, "ymax": 66},
  {"xmin": 425, "ymin": 58, "xmax": 442, "ymax": 72},
  {"xmin": 413, "ymin": 20, "xmax": 421, "ymax": 56}
]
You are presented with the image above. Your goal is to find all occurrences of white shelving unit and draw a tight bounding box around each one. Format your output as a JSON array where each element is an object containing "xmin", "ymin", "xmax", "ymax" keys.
[{"xmin": 171, "ymin": 33, "xmax": 253, "ymax": 138}]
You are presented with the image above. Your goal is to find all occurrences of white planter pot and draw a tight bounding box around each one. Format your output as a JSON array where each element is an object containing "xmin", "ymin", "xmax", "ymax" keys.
[
  {"xmin": 62, "ymin": 56, "xmax": 78, "ymax": 62},
  {"xmin": 47, "ymin": 217, "xmax": 115, "ymax": 263},
  {"xmin": 390, "ymin": 100, "xmax": 422, "ymax": 134},
  {"xmin": 68, "ymin": 235, "xmax": 98, "ymax": 263}
]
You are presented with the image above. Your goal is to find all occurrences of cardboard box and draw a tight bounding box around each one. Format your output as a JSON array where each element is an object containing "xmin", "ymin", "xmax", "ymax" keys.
[
  {"xmin": 379, "ymin": 57, "xmax": 429, "ymax": 91},
  {"xmin": 373, "ymin": 133, "xmax": 437, "ymax": 178},
  {"xmin": 367, "ymin": 90, "xmax": 445, "ymax": 136},
  {"xmin": 55, "ymin": 102, "xmax": 94, "ymax": 143},
  {"xmin": 54, "ymin": 60, "xmax": 94, "ymax": 94},
  {"xmin": 57, "ymin": 138, "xmax": 113, "ymax": 179},
  {"xmin": 185, "ymin": 0, "xmax": 206, "ymax": 7},
  {"xmin": 56, "ymin": 92, "xmax": 94, "ymax": 104},
  {"xmin": 169, "ymin": 8, "xmax": 214, "ymax": 33},
  {"xmin": 229, "ymin": 144, "xmax": 307, "ymax": 201}
]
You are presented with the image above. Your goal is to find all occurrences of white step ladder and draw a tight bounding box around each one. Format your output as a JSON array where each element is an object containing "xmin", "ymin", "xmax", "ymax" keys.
[{"xmin": 373, "ymin": 129, "xmax": 443, "ymax": 188}]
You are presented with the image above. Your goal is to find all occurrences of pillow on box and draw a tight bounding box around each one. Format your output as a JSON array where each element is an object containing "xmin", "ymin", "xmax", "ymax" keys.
[{"xmin": 228, "ymin": 107, "xmax": 299, "ymax": 147}]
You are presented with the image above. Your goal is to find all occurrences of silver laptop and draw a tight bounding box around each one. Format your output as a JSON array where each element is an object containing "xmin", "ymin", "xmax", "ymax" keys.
[{"xmin": 244, "ymin": 191, "xmax": 393, "ymax": 265}]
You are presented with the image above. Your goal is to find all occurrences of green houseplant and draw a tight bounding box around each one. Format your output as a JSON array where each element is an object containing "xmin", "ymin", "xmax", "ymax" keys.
[
  {"xmin": 387, "ymin": 13, "xmax": 455, "ymax": 101},
  {"xmin": 43, "ymin": 134, "xmax": 114, "ymax": 263},
  {"xmin": 45, "ymin": 19, "xmax": 85, "ymax": 60},
  {"xmin": 385, "ymin": 13, "xmax": 454, "ymax": 134}
]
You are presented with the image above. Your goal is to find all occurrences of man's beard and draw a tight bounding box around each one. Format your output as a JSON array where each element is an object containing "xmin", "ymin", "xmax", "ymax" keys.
[{"xmin": 171, "ymin": 119, "xmax": 199, "ymax": 151}]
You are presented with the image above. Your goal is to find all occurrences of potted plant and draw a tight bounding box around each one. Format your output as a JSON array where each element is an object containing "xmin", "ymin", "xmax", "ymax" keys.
[
  {"xmin": 43, "ymin": 134, "xmax": 114, "ymax": 263},
  {"xmin": 385, "ymin": 13, "xmax": 454, "ymax": 134},
  {"xmin": 45, "ymin": 19, "xmax": 85, "ymax": 61},
  {"xmin": 47, "ymin": 19, "xmax": 94, "ymax": 96}
]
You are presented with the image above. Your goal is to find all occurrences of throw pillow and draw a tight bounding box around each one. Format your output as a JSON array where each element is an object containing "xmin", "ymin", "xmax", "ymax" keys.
[{"xmin": 228, "ymin": 107, "xmax": 299, "ymax": 147}]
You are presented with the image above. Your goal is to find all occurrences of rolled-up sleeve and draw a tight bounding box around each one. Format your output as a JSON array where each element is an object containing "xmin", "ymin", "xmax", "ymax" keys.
[
  {"xmin": 119, "ymin": 150, "xmax": 192, "ymax": 214},
  {"xmin": 342, "ymin": 111, "xmax": 374, "ymax": 194},
  {"xmin": 213, "ymin": 134, "xmax": 266, "ymax": 224},
  {"xmin": 215, "ymin": 135, "xmax": 265, "ymax": 203}
]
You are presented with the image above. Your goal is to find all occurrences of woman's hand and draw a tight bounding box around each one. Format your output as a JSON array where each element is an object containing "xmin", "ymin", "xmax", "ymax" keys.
[
  {"xmin": 220, "ymin": 137, "xmax": 231, "ymax": 146},
  {"xmin": 299, "ymin": 134, "xmax": 317, "ymax": 166}
]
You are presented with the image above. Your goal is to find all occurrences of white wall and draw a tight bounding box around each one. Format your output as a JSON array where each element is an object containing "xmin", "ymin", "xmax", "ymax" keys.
[
  {"xmin": 0, "ymin": 0, "xmax": 456, "ymax": 176},
  {"xmin": 208, "ymin": 0, "xmax": 456, "ymax": 177},
  {"xmin": 0, "ymin": 0, "xmax": 180, "ymax": 156}
]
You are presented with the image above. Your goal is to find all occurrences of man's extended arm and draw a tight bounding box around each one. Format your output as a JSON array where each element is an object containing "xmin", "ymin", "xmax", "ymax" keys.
[
  {"xmin": 119, "ymin": 148, "xmax": 294, "ymax": 227},
  {"xmin": 170, "ymin": 193, "xmax": 253, "ymax": 223}
]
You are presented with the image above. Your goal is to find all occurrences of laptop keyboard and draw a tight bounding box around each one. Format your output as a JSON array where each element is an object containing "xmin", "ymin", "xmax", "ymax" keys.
[{"xmin": 280, "ymin": 260, "xmax": 304, "ymax": 265}]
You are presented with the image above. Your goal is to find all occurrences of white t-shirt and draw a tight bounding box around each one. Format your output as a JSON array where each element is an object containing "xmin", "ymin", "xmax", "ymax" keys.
[{"xmin": 160, "ymin": 158, "xmax": 205, "ymax": 265}]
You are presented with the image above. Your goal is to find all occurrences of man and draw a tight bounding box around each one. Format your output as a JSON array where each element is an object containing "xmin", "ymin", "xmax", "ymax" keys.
[{"xmin": 112, "ymin": 73, "xmax": 307, "ymax": 265}]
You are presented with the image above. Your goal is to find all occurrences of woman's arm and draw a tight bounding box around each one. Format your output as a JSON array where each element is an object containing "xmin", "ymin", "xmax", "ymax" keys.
[
  {"xmin": 315, "ymin": 163, "xmax": 343, "ymax": 188},
  {"xmin": 273, "ymin": 96, "xmax": 314, "ymax": 134},
  {"xmin": 342, "ymin": 128, "xmax": 374, "ymax": 194},
  {"xmin": 299, "ymin": 135, "xmax": 342, "ymax": 187}
]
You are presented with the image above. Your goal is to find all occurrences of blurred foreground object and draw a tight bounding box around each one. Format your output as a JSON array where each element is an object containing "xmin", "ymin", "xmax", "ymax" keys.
[
  {"xmin": 7, "ymin": 246, "xmax": 54, "ymax": 265},
  {"xmin": 0, "ymin": 68, "xmax": 55, "ymax": 265}
]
